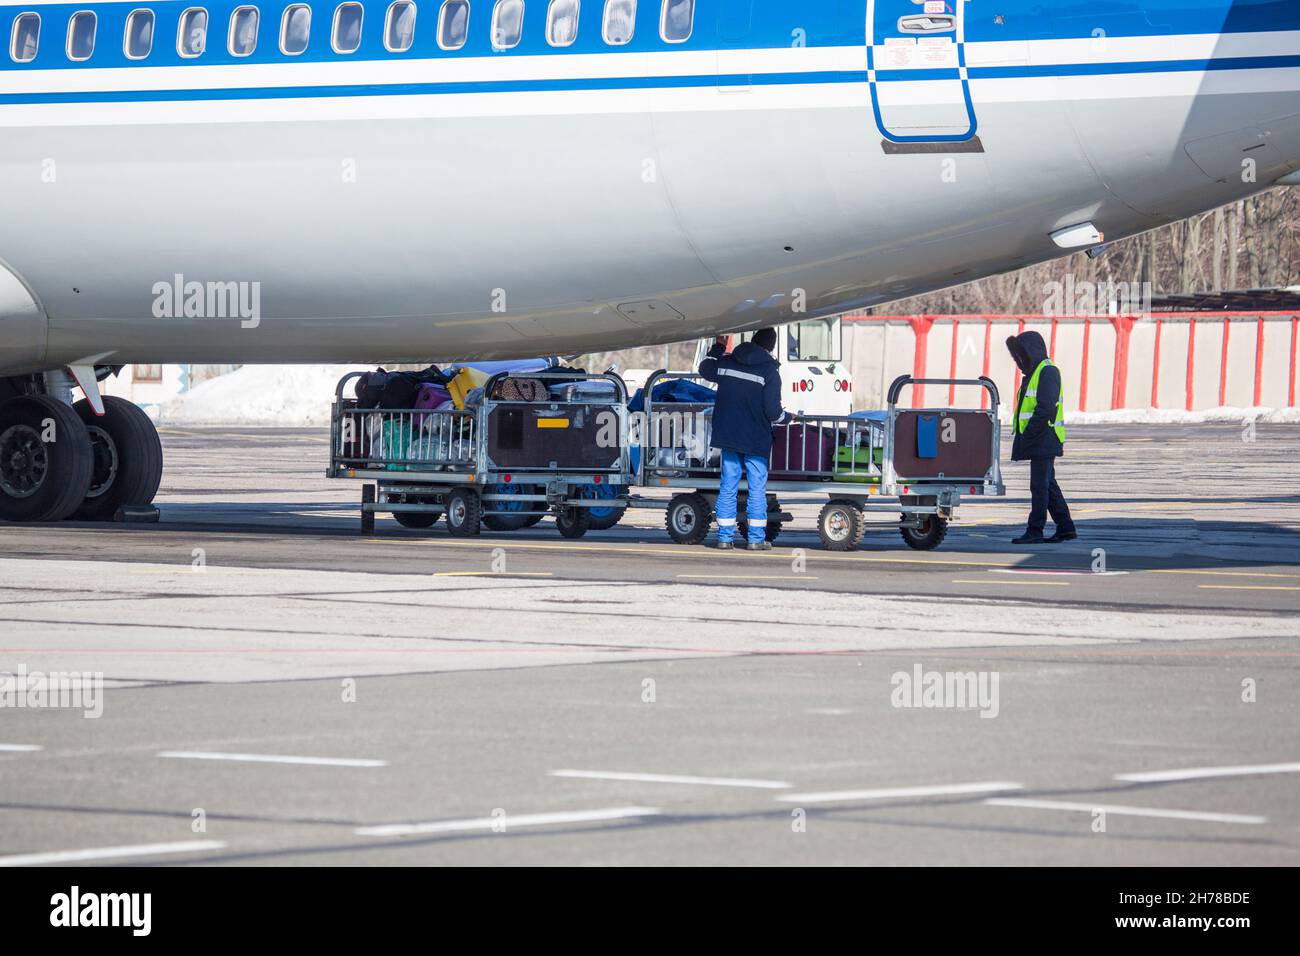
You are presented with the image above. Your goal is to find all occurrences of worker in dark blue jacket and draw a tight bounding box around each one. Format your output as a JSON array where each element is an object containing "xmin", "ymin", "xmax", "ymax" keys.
[
  {"xmin": 1007, "ymin": 330, "xmax": 1077, "ymax": 544},
  {"xmin": 698, "ymin": 328, "xmax": 790, "ymax": 550}
]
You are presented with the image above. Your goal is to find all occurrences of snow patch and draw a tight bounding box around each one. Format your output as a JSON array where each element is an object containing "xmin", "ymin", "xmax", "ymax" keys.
[
  {"xmin": 1066, "ymin": 406, "xmax": 1300, "ymax": 425},
  {"xmin": 155, "ymin": 364, "xmax": 357, "ymax": 426}
]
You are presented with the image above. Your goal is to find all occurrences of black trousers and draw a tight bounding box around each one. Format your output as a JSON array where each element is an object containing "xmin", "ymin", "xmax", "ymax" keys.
[{"xmin": 1027, "ymin": 457, "xmax": 1075, "ymax": 535}]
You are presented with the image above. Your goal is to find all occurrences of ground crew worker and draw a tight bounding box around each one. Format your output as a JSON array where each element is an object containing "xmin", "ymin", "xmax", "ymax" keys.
[
  {"xmin": 1006, "ymin": 330, "xmax": 1078, "ymax": 544},
  {"xmin": 698, "ymin": 328, "xmax": 790, "ymax": 550}
]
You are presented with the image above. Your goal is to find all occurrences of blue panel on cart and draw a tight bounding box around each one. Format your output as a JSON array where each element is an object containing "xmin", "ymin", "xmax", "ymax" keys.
[{"xmin": 916, "ymin": 415, "xmax": 939, "ymax": 459}]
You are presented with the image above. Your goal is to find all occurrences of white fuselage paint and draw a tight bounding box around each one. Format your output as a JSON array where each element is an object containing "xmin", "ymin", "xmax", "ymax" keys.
[{"xmin": 1, "ymin": 23, "xmax": 1298, "ymax": 375}]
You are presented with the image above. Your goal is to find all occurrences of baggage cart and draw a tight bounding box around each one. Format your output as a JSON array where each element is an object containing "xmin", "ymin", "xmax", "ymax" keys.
[
  {"xmin": 630, "ymin": 372, "xmax": 1005, "ymax": 550},
  {"xmin": 328, "ymin": 369, "xmax": 632, "ymax": 538}
]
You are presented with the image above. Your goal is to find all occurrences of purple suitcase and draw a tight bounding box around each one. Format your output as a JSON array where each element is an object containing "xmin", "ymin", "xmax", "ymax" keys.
[{"xmin": 769, "ymin": 423, "xmax": 835, "ymax": 477}]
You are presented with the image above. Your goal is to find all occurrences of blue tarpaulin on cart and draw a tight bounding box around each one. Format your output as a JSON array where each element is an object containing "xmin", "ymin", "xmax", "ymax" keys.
[{"xmin": 628, "ymin": 379, "xmax": 717, "ymax": 413}]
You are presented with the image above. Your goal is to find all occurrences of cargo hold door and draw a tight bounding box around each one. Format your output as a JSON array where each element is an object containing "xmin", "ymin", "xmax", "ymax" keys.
[{"xmin": 868, "ymin": 0, "xmax": 977, "ymax": 143}]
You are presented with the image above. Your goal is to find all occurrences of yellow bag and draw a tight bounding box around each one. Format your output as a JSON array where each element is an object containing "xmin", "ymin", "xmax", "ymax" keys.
[{"xmin": 447, "ymin": 366, "xmax": 490, "ymax": 409}]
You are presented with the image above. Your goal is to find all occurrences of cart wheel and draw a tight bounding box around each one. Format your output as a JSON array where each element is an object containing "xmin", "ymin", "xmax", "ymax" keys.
[
  {"xmin": 665, "ymin": 493, "xmax": 711, "ymax": 545},
  {"xmin": 394, "ymin": 510, "xmax": 440, "ymax": 529},
  {"xmin": 521, "ymin": 513, "xmax": 546, "ymax": 528},
  {"xmin": 445, "ymin": 487, "xmax": 482, "ymax": 537},
  {"xmin": 556, "ymin": 506, "xmax": 592, "ymax": 539},
  {"xmin": 579, "ymin": 483, "xmax": 626, "ymax": 531},
  {"xmin": 901, "ymin": 515, "xmax": 948, "ymax": 551},
  {"xmin": 817, "ymin": 500, "xmax": 866, "ymax": 552},
  {"xmin": 483, "ymin": 482, "xmax": 539, "ymax": 532},
  {"xmin": 360, "ymin": 484, "xmax": 376, "ymax": 535}
]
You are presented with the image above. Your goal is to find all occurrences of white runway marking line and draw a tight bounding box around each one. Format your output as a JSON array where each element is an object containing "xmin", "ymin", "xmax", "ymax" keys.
[
  {"xmin": 777, "ymin": 781, "xmax": 1024, "ymax": 804},
  {"xmin": 355, "ymin": 806, "xmax": 661, "ymax": 837},
  {"xmin": 0, "ymin": 840, "xmax": 227, "ymax": 867},
  {"xmin": 550, "ymin": 769, "xmax": 794, "ymax": 789},
  {"xmin": 1115, "ymin": 761, "xmax": 1300, "ymax": 784},
  {"xmin": 0, "ymin": 744, "xmax": 42, "ymax": 752},
  {"xmin": 158, "ymin": 751, "xmax": 387, "ymax": 768},
  {"xmin": 984, "ymin": 798, "xmax": 1267, "ymax": 825}
]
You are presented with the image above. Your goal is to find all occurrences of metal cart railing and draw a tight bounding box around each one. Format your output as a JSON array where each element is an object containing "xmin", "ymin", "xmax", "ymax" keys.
[
  {"xmin": 629, "ymin": 371, "xmax": 1004, "ymax": 550},
  {"xmin": 328, "ymin": 369, "xmax": 632, "ymax": 537}
]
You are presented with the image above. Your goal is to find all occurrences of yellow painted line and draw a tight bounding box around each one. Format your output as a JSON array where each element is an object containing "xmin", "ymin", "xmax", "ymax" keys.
[
  {"xmin": 432, "ymin": 571, "xmax": 554, "ymax": 578},
  {"xmin": 951, "ymin": 579, "xmax": 1069, "ymax": 586},
  {"xmin": 1197, "ymin": 584, "xmax": 1300, "ymax": 592},
  {"xmin": 676, "ymin": 575, "xmax": 819, "ymax": 580},
  {"xmin": 1151, "ymin": 569, "xmax": 1300, "ymax": 580}
]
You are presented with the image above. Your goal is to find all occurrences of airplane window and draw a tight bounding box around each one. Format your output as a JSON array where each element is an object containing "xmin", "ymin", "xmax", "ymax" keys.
[
  {"xmin": 384, "ymin": 1, "xmax": 416, "ymax": 52},
  {"xmin": 178, "ymin": 8, "xmax": 208, "ymax": 57},
  {"xmin": 124, "ymin": 9, "xmax": 154, "ymax": 59},
  {"xmin": 333, "ymin": 2, "xmax": 363, "ymax": 53},
  {"xmin": 10, "ymin": 13, "xmax": 40, "ymax": 63},
  {"xmin": 280, "ymin": 4, "xmax": 310, "ymax": 54},
  {"xmin": 660, "ymin": 0, "xmax": 691, "ymax": 42},
  {"xmin": 547, "ymin": 0, "xmax": 578, "ymax": 47},
  {"xmin": 602, "ymin": 0, "xmax": 634, "ymax": 45},
  {"xmin": 491, "ymin": 0, "xmax": 523, "ymax": 50},
  {"xmin": 229, "ymin": 6, "xmax": 259, "ymax": 56},
  {"xmin": 438, "ymin": 0, "xmax": 469, "ymax": 50},
  {"xmin": 67, "ymin": 10, "xmax": 96, "ymax": 60}
]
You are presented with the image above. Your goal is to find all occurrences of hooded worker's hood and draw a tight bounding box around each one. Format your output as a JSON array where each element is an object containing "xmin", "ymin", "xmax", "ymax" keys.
[
  {"xmin": 1006, "ymin": 330, "xmax": 1049, "ymax": 375},
  {"xmin": 732, "ymin": 340, "xmax": 779, "ymax": 368}
]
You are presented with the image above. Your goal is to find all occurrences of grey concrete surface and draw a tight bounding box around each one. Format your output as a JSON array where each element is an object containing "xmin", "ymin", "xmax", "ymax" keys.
[{"xmin": 0, "ymin": 423, "xmax": 1296, "ymax": 865}]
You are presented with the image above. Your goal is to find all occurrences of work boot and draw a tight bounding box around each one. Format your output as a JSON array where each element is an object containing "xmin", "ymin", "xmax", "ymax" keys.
[
  {"xmin": 1046, "ymin": 530, "xmax": 1079, "ymax": 543},
  {"xmin": 714, "ymin": 540, "xmax": 735, "ymax": 550},
  {"xmin": 746, "ymin": 540, "xmax": 772, "ymax": 551},
  {"xmin": 1012, "ymin": 532, "xmax": 1046, "ymax": 544}
]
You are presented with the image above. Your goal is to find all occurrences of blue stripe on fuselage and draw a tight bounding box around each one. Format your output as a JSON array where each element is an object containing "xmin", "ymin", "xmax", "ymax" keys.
[{"xmin": 2, "ymin": 54, "xmax": 1298, "ymax": 107}]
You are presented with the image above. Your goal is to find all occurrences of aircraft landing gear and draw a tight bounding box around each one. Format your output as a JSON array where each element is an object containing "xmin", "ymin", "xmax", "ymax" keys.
[
  {"xmin": 0, "ymin": 374, "xmax": 164, "ymax": 524},
  {"xmin": 72, "ymin": 395, "xmax": 163, "ymax": 521},
  {"xmin": 0, "ymin": 394, "xmax": 93, "ymax": 522}
]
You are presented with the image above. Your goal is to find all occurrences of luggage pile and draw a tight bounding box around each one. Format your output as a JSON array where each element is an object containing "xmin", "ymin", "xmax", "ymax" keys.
[{"xmin": 329, "ymin": 368, "xmax": 633, "ymax": 538}]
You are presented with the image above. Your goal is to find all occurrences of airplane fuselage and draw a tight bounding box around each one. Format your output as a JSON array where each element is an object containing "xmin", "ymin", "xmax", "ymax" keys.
[{"xmin": 1, "ymin": 0, "xmax": 1298, "ymax": 375}]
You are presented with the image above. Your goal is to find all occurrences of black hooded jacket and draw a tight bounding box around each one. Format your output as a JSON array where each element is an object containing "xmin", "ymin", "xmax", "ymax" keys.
[{"xmin": 1007, "ymin": 330, "xmax": 1064, "ymax": 461}]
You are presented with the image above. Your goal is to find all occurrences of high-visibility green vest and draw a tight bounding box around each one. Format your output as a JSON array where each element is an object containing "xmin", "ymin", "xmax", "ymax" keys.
[{"xmin": 1018, "ymin": 359, "xmax": 1067, "ymax": 443}]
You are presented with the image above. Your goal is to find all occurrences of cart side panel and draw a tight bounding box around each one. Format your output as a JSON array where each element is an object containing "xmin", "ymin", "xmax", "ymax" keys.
[
  {"xmin": 486, "ymin": 402, "xmax": 622, "ymax": 472},
  {"xmin": 892, "ymin": 410, "xmax": 994, "ymax": 481}
]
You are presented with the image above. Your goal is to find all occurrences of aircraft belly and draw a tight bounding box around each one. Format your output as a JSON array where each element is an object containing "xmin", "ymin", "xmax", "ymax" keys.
[{"xmin": 5, "ymin": 111, "xmax": 718, "ymax": 366}]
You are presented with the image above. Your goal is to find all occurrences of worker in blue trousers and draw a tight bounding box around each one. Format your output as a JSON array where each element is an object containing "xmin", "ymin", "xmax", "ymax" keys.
[{"xmin": 698, "ymin": 328, "xmax": 791, "ymax": 550}]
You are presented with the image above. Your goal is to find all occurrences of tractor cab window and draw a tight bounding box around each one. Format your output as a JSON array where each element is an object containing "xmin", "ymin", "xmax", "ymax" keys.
[{"xmin": 787, "ymin": 317, "xmax": 841, "ymax": 363}]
